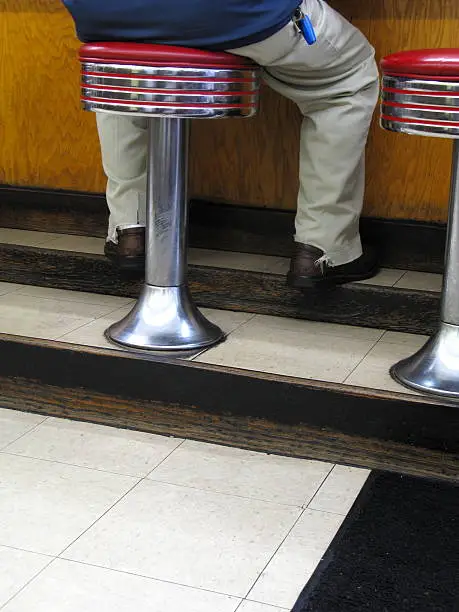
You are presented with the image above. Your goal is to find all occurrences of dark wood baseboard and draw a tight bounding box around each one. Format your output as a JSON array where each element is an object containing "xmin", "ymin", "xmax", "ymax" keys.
[
  {"xmin": 0, "ymin": 334, "xmax": 458, "ymax": 482},
  {"xmin": 0, "ymin": 243, "xmax": 439, "ymax": 335},
  {"xmin": 0, "ymin": 185, "xmax": 446, "ymax": 273}
]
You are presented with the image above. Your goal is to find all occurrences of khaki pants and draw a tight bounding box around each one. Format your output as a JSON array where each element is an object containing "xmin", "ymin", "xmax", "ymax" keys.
[{"xmin": 96, "ymin": 0, "xmax": 379, "ymax": 266}]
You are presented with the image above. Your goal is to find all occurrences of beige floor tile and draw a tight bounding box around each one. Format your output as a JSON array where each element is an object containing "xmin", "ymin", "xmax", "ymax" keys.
[
  {"xmin": 2, "ymin": 559, "xmax": 240, "ymax": 612},
  {"xmin": 238, "ymin": 602, "xmax": 288, "ymax": 612},
  {"xmin": 395, "ymin": 271, "xmax": 443, "ymax": 292},
  {"xmin": 57, "ymin": 305, "xmax": 138, "ymax": 350},
  {"xmin": 6, "ymin": 417, "xmax": 183, "ymax": 477},
  {"xmin": 189, "ymin": 248, "xmax": 286, "ymax": 273},
  {"xmin": 201, "ymin": 308, "xmax": 255, "ymax": 334},
  {"xmin": 149, "ymin": 440, "xmax": 332, "ymax": 506},
  {"xmin": 0, "ymin": 283, "xmax": 24, "ymax": 296},
  {"xmin": 0, "ymin": 292, "xmax": 125, "ymax": 340},
  {"xmin": 64, "ymin": 480, "xmax": 301, "ymax": 597},
  {"xmin": 13, "ymin": 285, "xmax": 133, "ymax": 308},
  {"xmin": 47, "ymin": 235, "xmax": 105, "ymax": 254},
  {"xmin": 380, "ymin": 330, "xmax": 429, "ymax": 349},
  {"xmin": 248, "ymin": 509, "xmax": 344, "ymax": 609},
  {"xmin": 308, "ymin": 465, "xmax": 370, "ymax": 514},
  {"xmin": 0, "ymin": 546, "xmax": 51, "ymax": 607},
  {"xmin": 0, "ymin": 408, "xmax": 47, "ymax": 450},
  {"xmin": 345, "ymin": 341, "xmax": 419, "ymax": 394},
  {"xmin": 356, "ymin": 267, "xmax": 405, "ymax": 287},
  {"xmin": 0, "ymin": 228, "xmax": 62, "ymax": 247},
  {"xmin": 196, "ymin": 315, "xmax": 382, "ymax": 382},
  {"xmin": 0, "ymin": 454, "xmax": 137, "ymax": 555}
]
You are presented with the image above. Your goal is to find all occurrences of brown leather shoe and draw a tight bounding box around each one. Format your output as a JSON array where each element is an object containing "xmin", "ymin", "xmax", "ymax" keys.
[
  {"xmin": 287, "ymin": 243, "xmax": 379, "ymax": 288},
  {"xmin": 104, "ymin": 226, "xmax": 145, "ymax": 272}
]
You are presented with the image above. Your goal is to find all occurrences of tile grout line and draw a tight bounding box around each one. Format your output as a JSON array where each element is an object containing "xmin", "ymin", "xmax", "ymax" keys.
[
  {"xmin": 0, "ymin": 417, "xmax": 50, "ymax": 453},
  {"xmin": 301, "ymin": 466, "xmax": 335, "ymax": 510},
  {"xmin": 342, "ymin": 331, "xmax": 386, "ymax": 385},
  {"xmin": 0, "ymin": 554, "xmax": 56, "ymax": 611},
  {"xmin": 50, "ymin": 556, "xmax": 243, "ymax": 603},
  {"xmin": 55, "ymin": 477, "xmax": 143, "ymax": 560},
  {"xmin": 241, "ymin": 506, "xmax": 307, "ymax": 601}
]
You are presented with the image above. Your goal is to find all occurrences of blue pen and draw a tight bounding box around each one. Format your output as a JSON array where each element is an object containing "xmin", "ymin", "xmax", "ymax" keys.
[{"xmin": 293, "ymin": 7, "xmax": 317, "ymax": 45}]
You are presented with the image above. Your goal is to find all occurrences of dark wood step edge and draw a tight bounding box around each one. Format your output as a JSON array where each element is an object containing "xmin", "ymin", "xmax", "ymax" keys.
[{"xmin": 0, "ymin": 334, "xmax": 458, "ymax": 482}]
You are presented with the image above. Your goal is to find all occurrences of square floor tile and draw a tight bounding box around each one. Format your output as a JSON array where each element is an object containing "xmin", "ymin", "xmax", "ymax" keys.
[
  {"xmin": 188, "ymin": 249, "xmax": 286, "ymax": 274},
  {"xmin": 149, "ymin": 440, "xmax": 332, "ymax": 506},
  {"xmin": 248, "ymin": 509, "xmax": 344, "ymax": 609},
  {"xmin": 0, "ymin": 283, "xmax": 24, "ymax": 297},
  {"xmin": 0, "ymin": 292, "xmax": 123, "ymax": 340},
  {"xmin": 47, "ymin": 235, "xmax": 105, "ymax": 254},
  {"xmin": 0, "ymin": 408, "xmax": 46, "ymax": 450},
  {"xmin": 345, "ymin": 341, "xmax": 420, "ymax": 393},
  {"xmin": 13, "ymin": 285, "xmax": 133, "ymax": 308},
  {"xmin": 0, "ymin": 454, "xmax": 137, "ymax": 555},
  {"xmin": 2, "ymin": 559, "xmax": 240, "ymax": 612},
  {"xmin": 238, "ymin": 602, "xmax": 287, "ymax": 612},
  {"xmin": 64, "ymin": 480, "xmax": 301, "ymax": 597},
  {"xmin": 0, "ymin": 228, "xmax": 62, "ymax": 247},
  {"xmin": 6, "ymin": 417, "xmax": 183, "ymax": 477},
  {"xmin": 379, "ymin": 331, "xmax": 429, "ymax": 349},
  {"xmin": 394, "ymin": 271, "xmax": 442, "ymax": 292},
  {"xmin": 0, "ymin": 546, "xmax": 51, "ymax": 607},
  {"xmin": 356, "ymin": 267, "xmax": 405, "ymax": 287},
  {"xmin": 201, "ymin": 308, "xmax": 255, "ymax": 335},
  {"xmin": 196, "ymin": 315, "xmax": 382, "ymax": 383},
  {"xmin": 57, "ymin": 305, "xmax": 138, "ymax": 350},
  {"xmin": 308, "ymin": 465, "xmax": 370, "ymax": 514}
]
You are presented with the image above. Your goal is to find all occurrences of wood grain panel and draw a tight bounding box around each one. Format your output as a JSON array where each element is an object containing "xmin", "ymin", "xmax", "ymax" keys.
[
  {"xmin": 0, "ymin": 1, "xmax": 457, "ymax": 222},
  {"xmin": 0, "ymin": 0, "xmax": 105, "ymax": 192}
]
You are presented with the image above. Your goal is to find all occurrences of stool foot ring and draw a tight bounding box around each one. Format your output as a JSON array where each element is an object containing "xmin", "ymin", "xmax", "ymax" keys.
[
  {"xmin": 106, "ymin": 284, "xmax": 224, "ymax": 351},
  {"xmin": 391, "ymin": 322, "xmax": 459, "ymax": 398}
]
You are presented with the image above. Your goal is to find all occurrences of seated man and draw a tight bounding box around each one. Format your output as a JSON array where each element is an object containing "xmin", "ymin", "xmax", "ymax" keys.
[{"xmin": 63, "ymin": 0, "xmax": 379, "ymax": 286}]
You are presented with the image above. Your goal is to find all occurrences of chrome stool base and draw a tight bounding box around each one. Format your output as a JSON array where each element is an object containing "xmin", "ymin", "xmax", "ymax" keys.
[
  {"xmin": 391, "ymin": 322, "xmax": 459, "ymax": 398},
  {"xmin": 106, "ymin": 284, "xmax": 224, "ymax": 351}
]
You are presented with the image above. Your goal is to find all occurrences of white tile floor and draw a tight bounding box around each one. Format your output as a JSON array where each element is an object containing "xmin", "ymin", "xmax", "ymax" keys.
[{"xmin": 0, "ymin": 408, "xmax": 370, "ymax": 611}]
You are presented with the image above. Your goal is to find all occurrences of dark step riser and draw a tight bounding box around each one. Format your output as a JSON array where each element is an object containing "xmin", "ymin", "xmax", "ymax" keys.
[{"xmin": 0, "ymin": 244, "xmax": 440, "ymax": 336}]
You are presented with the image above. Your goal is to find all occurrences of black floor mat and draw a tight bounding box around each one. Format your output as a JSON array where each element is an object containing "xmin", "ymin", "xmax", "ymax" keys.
[{"xmin": 293, "ymin": 472, "xmax": 459, "ymax": 612}]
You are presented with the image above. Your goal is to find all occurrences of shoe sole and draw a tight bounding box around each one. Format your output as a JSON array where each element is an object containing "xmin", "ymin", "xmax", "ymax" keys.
[
  {"xmin": 287, "ymin": 265, "xmax": 380, "ymax": 289},
  {"xmin": 105, "ymin": 254, "xmax": 145, "ymax": 273}
]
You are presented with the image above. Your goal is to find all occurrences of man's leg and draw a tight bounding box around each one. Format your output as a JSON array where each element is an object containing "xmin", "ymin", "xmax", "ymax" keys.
[
  {"xmin": 230, "ymin": 0, "xmax": 379, "ymax": 285},
  {"xmin": 96, "ymin": 113, "xmax": 148, "ymax": 270}
]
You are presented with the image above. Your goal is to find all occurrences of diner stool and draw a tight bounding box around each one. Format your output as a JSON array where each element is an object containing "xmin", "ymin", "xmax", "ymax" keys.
[
  {"xmin": 381, "ymin": 48, "xmax": 459, "ymax": 397},
  {"xmin": 79, "ymin": 43, "xmax": 260, "ymax": 351}
]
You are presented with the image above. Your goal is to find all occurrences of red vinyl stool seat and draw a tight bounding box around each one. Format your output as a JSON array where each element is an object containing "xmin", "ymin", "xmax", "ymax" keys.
[
  {"xmin": 380, "ymin": 49, "xmax": 459, "ymax": 398},
  {"xmin": 79, "ymin": 42, "xmax": 260, "ymax": 118},
  {"xmin": 380, "ymin": 49, "xmax": 459, "ymax": 138}
]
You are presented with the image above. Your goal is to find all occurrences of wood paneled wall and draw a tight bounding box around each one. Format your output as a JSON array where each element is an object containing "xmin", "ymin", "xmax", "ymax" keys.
[{"xmin": 1, "ymin": 0, "xmax": 458, "ymax": 221}]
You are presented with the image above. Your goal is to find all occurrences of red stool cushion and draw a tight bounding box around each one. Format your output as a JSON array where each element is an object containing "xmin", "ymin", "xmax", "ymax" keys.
[
  {"xmin": 80, "ymin": 43, "xmax": 256, "ymax": 69},
  {"xmin": 381, "ymin": 49, "xmax": 459, "ymax": 77}
]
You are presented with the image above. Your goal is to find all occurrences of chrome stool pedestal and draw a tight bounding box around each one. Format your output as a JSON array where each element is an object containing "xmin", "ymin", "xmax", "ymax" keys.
[
  {"xmin": 381, "ymin": 49, "xmax": 459, "ymax": 397},
  {"xmin": 79, "ymin": 43, "xmax": 260, "ymax": 351},
  {"xmin": 107, "ymin": 118, "xmax": 222, "ymax": 351}
]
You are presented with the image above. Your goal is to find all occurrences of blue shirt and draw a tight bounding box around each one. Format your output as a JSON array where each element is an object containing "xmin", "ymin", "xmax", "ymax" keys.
[{"xmin": 63, "ymin": 1, "xmax": 300, "ymax": 50}]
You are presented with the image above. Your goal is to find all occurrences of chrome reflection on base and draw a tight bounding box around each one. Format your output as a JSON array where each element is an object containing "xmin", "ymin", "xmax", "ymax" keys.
[
  {"xmin": 391, "ymin": 323, "xmax": 459, "ymax": 398},
  {"xmin": 380, "ymin": 118, "xmax": 459, "ymax": 138},
  {"xmin": 106, "ymin": 285, "xmax": 223, "ymax": 351}
]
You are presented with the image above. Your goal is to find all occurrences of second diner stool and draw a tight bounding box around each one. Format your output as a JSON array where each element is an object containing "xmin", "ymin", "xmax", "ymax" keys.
[
  {"xmin": 381, "ymin": 48, "xmax": 459, "ymax": 397},
  {"xmin": 79, "ymin": 43, "xmax": 260, "ymax": 351}
]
